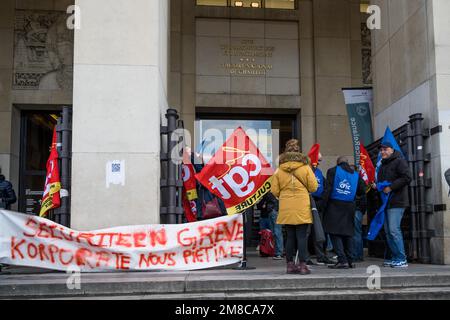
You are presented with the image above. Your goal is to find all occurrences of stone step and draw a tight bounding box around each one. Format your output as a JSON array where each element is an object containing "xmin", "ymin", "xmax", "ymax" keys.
[
  {"xmin": 2, "ymin": 273, "xmax": 450, "ymax": 299},
  {"xmin": 40, "ymin": 286, "xmax": 450, "ymax": 300}
]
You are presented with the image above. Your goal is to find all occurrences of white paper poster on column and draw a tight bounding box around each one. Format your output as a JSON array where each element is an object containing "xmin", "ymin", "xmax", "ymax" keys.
[{"xmin": 106, "ymin": 160, "xmax": 125, "ymax": 188}]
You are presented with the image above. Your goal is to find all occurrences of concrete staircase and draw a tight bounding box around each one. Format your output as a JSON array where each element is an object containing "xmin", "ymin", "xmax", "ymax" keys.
[{"xmin": 2, "ymin": 268, "xmax": 450, "ymax": 300}]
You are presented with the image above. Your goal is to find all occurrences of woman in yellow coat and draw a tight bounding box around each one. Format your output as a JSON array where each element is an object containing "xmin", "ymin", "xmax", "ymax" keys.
[{"xmin": 271, "ymin": 139, "xmax": 318, "ymax": 275}]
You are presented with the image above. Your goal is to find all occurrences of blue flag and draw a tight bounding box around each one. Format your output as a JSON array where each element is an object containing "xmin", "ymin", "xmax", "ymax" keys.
[
  {"xmin": 366, "ymin": 181, "xmax": 392, "ymax": 241},
  {"xmin": 375, "ymin": 127, "xmax": 405, "ymax": 181}
]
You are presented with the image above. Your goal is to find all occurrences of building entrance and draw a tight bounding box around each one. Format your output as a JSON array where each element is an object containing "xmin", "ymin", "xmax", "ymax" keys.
[
  {"xmin": 18, "ymin": 110, "xmax": 59, "ymax": 216},
  {"xmin": 195, "ymin": 111, "xmax": 299, "ymax": 246}
]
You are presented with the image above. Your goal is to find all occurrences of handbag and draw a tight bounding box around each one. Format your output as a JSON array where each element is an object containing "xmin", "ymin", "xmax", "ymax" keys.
[
  {"xmin": 202, "ymin": 197, "xmax": 223, "ymax": 220},
  {"xmin": 292, "ymin": 173, "xmax": 326, "ymax": 243},
  {"xmin": 309, "ymin": 195, "xmax": 326, "ymax": 243}
]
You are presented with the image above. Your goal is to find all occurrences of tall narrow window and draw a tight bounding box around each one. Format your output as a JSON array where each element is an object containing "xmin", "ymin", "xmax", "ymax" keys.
[
  {"xmin": 265, "ymin": 0, "xmax": 296, "ymax": 9},
  {"xmin": 196, "ymin": 0, "xmax": 228, "ymax": 6},
  {"xmin": 196, "ymin": 0, "xmax": 296, "ymax": 9}
]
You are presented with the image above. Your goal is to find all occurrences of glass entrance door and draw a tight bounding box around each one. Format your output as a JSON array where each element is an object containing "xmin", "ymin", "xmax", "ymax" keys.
[
  {"xmin": 195, "ymin": 112, "xmax": 298, "ymax": 247},
  {"xmin": 19, "ymin": 111, "xmax": 59, "ymax": 215},
  {"xmin": 195, "ymin": 114, "xmax": 298, "ymax": 166}
]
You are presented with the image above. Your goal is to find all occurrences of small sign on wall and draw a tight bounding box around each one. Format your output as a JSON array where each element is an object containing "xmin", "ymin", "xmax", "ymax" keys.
[{"xmin": 106, "ymin": 160, "xmax": 125, "ymax": 188}]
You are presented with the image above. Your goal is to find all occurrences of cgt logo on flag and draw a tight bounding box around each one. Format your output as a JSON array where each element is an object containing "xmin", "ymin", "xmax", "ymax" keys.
[{"xmin": 195, "ymin": 127, "xmax": 274, "ymax": 215}]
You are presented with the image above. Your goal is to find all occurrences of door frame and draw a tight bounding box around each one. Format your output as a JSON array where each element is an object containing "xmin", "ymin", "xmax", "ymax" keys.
[{"xmin": 18, "ymin": 107, "xmax": 62, "ymax": 214}]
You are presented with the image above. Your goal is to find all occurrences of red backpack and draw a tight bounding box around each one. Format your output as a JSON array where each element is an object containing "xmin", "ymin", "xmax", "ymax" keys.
[{"xmin": 259, "ymin": 229, "xmax": 275, "ymax": 257}]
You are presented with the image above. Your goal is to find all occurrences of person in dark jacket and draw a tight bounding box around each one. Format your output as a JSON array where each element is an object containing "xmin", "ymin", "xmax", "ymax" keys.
[
  {"xmin": 0, "ymin": 172, "xmax": 17, "ymax": 210},
  {"xmin": 0, "ymin": 171, "xmax": 17, "ymax": 273},
  {"xmin": 445, "ymin": 168, "xmax": 450, "ymax": 196},
  {"xmin": 257, "ymin": 192, "xmax": 283, "ymax": 260},
  {"xmin": 377, "ymin": 142, "xmax": 412, "ymax": 268},
  {"xmin": 322, "ymin": 156, "xmax": 366, "ymax": 269}
]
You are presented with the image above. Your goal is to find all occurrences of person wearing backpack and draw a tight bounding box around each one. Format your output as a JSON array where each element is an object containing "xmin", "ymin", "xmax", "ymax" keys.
[
  {"xmin": 0, "ymin": 170, "xmax": 17, "ymax": 273},
  {"xmin": 0, "ymin": 171, "xmax": 17, "ymax": 210},
  {"xmin": 322, "ymin": 156, "xmax": 366, "ymax": 269}
]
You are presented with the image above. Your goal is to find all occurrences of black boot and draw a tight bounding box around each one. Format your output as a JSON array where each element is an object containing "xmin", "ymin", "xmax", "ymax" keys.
[{"xmin": 328, "ymin": 262, "xmax": 349, "ymax": 269}]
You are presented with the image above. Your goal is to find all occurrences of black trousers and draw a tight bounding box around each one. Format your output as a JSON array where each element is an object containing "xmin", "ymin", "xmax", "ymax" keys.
[
  {"xmin": 285, "ymin": 224, "xmax": 309, "ymax": 263},
  {"xmin": 329, "ymin": 234, "xmax": 353, "ymax": 264}
]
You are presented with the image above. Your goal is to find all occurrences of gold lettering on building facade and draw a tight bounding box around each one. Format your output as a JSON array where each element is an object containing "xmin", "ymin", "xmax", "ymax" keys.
[{"xmin": 220, "ymin": 40, "xmax": 274, "ymax": 76}]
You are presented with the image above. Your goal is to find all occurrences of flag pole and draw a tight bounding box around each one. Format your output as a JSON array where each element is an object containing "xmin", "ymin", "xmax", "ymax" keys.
[{"xmin": 233, "ymin": 208, "xmax": 256, "ymax": 270}]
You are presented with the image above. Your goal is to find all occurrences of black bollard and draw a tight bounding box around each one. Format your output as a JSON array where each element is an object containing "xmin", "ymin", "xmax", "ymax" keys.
[{"xmin": 233, "ymin": 209, "xmax": 256, "ymax": 270}]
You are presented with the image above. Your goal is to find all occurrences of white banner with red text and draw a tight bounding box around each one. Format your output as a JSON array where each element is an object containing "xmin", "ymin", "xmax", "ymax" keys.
[{"xmin": 0, "ymin": 210, "xmax": 243, "ymax": 272}]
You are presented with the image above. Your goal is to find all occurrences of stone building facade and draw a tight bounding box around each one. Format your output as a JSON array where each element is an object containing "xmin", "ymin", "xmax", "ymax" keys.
[{"xmin": 0, "ymin": 0, "xmax": 449, "ymax": 263}]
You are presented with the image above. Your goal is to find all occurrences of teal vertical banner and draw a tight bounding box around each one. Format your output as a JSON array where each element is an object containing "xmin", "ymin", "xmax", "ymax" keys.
[{"xmin": 342, "ymin": 88, "xmax": 374, "ymax": 166}]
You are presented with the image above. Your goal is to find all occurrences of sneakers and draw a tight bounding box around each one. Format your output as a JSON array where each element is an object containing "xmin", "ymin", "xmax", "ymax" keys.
[
  {"xmin": 316, "ymin": 257, "xmax": 336, "ymax": 265},
  {"xmin": 383, "ymin": 260, "xmax": 393, "ymax": 267},
  {"xmin": 328, "ymin": 262, "xmax": 350, "ymax": 269},
  {"xmin": 391, "ymin": 260, "xmax": 408, "ymax": 268},
  {"xmin": 306, "ymin": 259, "xmax": 318, "ymax": 266},
  {"xmin": 273, "ymin": 255, "xmax": 283, "ymax": 260}
]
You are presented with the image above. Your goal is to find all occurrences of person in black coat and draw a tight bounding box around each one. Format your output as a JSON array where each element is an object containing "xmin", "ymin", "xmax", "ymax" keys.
[
  {"xmin": 377, "ymin": 142, "xmax": 412, "ymax": 268},
  {"xmin": 445, "ymin": 168, "xmax": 450, "ymax": 196},
  {"xmin": 0, "ymin": 171, "xmax": 17, "ymax": 273},
  {"xmin": 0, "ymin": 173, "xmax": 17, "ymax": 210},
  {"xmin": 322, "ymin": 157, "xmax": 366, "ymax": 269}
]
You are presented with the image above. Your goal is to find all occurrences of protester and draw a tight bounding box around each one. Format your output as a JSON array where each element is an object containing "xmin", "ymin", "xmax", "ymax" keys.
[
  {"xmin": 445, "ymin": 168, "xmax": 450, "ymax": 196},
  {"xmin": 323, "ymin": 156, "xmax": 366, "ymax": 269},
  {"xmin": 0, "ymin": 170, "xmax": 16, "ymax": 273},
  {"xmin": 0, "ymin": 170, "xmax": 16, "ymax": 210},
  {"xmin": 189, "ymin": 148, "xmax": 226, "ymax": 220},
  {"xmin": 257, "ymin": 192, "xmax": 283, "ymax": 260},
  {"xmin": 377, "ymin": 142, "xmax": 412, "ymax": 268},
  {"xmin": 271, "ymin": 139, "xmax": 318, "ymax": 275},
  {"xmin": 306, "ymin": 144, "xmax": 335, "ymax": 266},
  {"xmin": 350, "ymin": 165, "xmax": 367, "ymax": 262}
]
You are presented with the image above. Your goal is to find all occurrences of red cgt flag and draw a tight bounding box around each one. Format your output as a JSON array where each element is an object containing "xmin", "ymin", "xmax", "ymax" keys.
[
  {"xmin": 39, "ymin": 127, "xmax": 61, "ymax": 217},
  {"xmin": 181, "ymin": 152, "xmax": 198, "ymax": 222},
  {"xmin": 359, "ymin": 142, "xmax": 376, "ymax": 186},
  {"xmin": 195, "ymin": 127, "xmax": 274, "ymax": 215}
]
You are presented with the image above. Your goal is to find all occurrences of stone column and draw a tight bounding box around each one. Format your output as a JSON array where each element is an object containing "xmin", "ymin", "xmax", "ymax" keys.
[
  {"xmin": 312, "ymin": 0, "xmax": 359, "ymax": 170},
  {"xmin": 0, "ymin": 0, "xmax": 16, "ymax": 201},
  {"xmin": 431, "ymin": 0, "xmax": 450, "ymax": 265},
  {"xmin": 71, "ymin": 0, "xmax": 169, "ymax": 230}
]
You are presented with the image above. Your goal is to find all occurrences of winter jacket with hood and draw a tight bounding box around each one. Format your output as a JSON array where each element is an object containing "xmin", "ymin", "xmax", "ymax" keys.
[
  {"xmin": 271, "ymin": 152, "xmax": 318, "ymax": 225},
  {"xmin": 0, "ymin": 174, "xmax": 17, "ymax": 210},
  {"xmin": 377, "ymin": 150, "xmax": 412, "ymax": 209}
]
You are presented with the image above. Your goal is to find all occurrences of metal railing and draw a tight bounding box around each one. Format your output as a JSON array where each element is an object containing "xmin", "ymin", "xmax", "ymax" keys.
[
  {"xmin": 160, "ymin": 109, "xmax": 185, "ymax": 224},
  {"xmin": 53, "ymin": 106, "xmax": 72, "ymax": 227}
]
